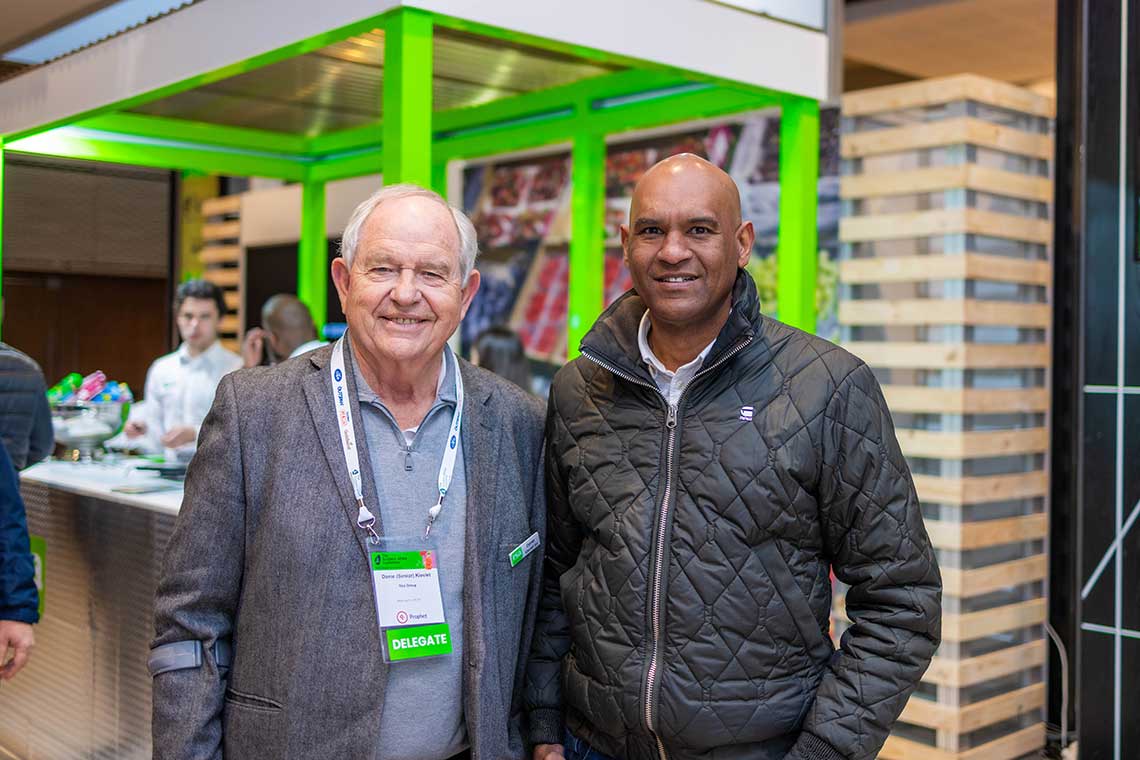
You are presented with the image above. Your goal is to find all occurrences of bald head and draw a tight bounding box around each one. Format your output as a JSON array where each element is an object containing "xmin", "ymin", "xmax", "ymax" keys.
[
  {"xmin": 261, "ymin": 294, "xmax": 317, "ymax": 358},
  {"xmin": 620, "ymin": 153, "xmax": 755, "ymax": 360},
  {"xmin": 632, "ymin": 153, "xmax": 743, "ymax": 227}
]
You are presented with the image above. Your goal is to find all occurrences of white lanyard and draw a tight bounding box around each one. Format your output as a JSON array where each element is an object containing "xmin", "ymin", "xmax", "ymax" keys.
[{"xmin": 330, "ymin": 337, "xmax": 464, "ymax": 541}]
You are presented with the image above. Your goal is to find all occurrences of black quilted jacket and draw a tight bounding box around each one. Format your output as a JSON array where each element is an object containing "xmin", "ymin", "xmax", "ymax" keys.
[{"xmin": 525, "ymin": 272, "xmax": 941, "ymax": 760}]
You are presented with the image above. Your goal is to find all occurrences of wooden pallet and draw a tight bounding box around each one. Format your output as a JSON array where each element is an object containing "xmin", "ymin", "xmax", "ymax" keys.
[
  {"xmin": 839, "ymin": 75, "xmax": 1052, "ymax": 760},
  {"xmin": 199, "ymin": 195, "xmax": 243, "ymax": 350}
]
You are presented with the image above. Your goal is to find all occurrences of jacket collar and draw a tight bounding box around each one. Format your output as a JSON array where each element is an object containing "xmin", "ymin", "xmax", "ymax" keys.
[{"xmin": 579, "ymin": 268, "xmax": 762, "ymax": 380}]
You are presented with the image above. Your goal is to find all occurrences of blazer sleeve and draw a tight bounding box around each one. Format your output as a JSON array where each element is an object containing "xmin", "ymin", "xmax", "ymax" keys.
[
  {"xmin": 151, "ymin": 374, "xmax": 247, "ymax": 760},
  {"xmin": 524, "ymin": 392, "xmax": 584, "ymax": 747},
  {"xmin": 26, "ymin": 374, "xmax": 54, "ymax": 469},
  {"xmin": 787, "ymin": 363, "xmax": 942, "ymax": 760}
]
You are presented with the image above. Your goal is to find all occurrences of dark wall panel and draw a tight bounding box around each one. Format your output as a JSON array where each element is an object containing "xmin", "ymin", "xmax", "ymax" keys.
[{"xmin": 2, "ymin": 271, "xmax": 169, "ymax": 391}]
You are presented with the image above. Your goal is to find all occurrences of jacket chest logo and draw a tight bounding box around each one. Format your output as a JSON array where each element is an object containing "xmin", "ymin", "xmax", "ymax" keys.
[{"xmin": 739, "ymin": 405, "xmax": 754, "ymax": 422}]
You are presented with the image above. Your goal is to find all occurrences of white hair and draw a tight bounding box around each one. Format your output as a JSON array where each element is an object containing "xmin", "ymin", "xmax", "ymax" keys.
[{"xmin": 339, "ymin": 183, "xmax": 479, "ymax": 281}]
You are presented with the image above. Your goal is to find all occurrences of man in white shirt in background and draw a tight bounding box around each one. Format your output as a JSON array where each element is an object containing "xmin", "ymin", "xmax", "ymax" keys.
[
  {"xmin": 240, "ymin": 293, "xmax": 327, "ymax": 368},
  {"xmin": 125, "ymin": 279, "xmax": 242, "ymax": 459}
]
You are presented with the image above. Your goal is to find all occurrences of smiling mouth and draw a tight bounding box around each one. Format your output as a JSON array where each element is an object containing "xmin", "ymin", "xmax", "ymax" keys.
[
  {"xmin": 385, "ymin": 316, "xmax": 429, "ymax": 325},
  {"xmin": 655, "ymin": 275, "xmax": 698, "ymax": 283}
]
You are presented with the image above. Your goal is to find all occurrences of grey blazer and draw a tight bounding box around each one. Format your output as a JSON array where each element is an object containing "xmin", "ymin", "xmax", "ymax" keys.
[{"xmin": 152, "ymin": 343, "xmax": 546, "ymax": 760}]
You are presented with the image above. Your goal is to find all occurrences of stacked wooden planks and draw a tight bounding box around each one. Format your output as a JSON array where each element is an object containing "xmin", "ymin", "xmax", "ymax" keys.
[
  {"xmin": 839, "ymin": 74, "xmax": 1053, "ymax": 760},
  {"xmin": 199, "ymin": 194, "xmax": 243, "ymax": 353}
]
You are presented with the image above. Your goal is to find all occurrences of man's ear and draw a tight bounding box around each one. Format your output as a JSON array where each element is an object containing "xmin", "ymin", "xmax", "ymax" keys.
[
  {"xmin": 735, "ymin": 221, "xmax": 755, "ymax": 268},
  {"xmin": 331, "ymin": 257, "xmax": 352, "ymax": 311},
  {"xmin": 459, "ymin": 269, "xmax": 482, "ymax": 320}
]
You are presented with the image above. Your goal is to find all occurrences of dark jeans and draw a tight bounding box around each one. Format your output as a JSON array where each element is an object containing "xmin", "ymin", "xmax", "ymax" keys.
[{"xmin": 563, "ymin": 729, "xmax": 616, "ymax": 760}]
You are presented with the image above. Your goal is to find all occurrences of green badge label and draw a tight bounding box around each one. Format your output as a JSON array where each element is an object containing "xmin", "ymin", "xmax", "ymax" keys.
[
  {"xmin": 29, "ymin": 534, "xmax": 45, "ymax": 617},
  {"xmin": 508, "ymin": 532, "xmax": 541, "ymax": 568},
  {"xmin": 371, "ymin": 550, "xmax": 435, "ymax": 572},
  {"xmin": 385, "ymin": 623, "xmax": 452, "ymax": 661}
]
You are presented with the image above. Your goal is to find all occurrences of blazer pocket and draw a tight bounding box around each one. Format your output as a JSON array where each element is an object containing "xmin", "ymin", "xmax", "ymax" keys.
[
  {"xmin": 224, "ymin": 687, "xmax": 284, "ymax": 713},
  {"xmin": 755, "ymin": 540, "xmax": 833, "ymax": 664}
]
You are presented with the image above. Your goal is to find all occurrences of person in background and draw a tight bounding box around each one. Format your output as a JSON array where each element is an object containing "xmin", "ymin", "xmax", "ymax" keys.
[
  {"xmin": 240, "ymin": 294, "xmax": 327, "ymax": 368},
  {"xmin": 0, "ymin": 337, "xmax": 54, "ymax": 470},
  {"xmin": 125, "ymin": 280, "xmax": 242, "ymax": 458},
  {"xmin": 471, "ymin": 325, "xmax": 533, "ymax": 392},
  {"xmin": 0, "ymin": 443, "xmax": 38, "ymax": 681}
]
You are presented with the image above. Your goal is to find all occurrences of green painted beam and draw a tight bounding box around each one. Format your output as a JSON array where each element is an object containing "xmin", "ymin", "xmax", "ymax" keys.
[
  {"xmin": 6, "ymin": 129, "xmax": 308, "ymax": 180},
  {"xmin": 431, "ymin": 161, "xmax": 449, "ymax": 198},
  {"xmin": 308, "ymin": 122, "xmax": 383, "ymax": 156},
  {"xmin": 382, "ymin": 8, "xmax": 433, "ymax": 187},
  {"xmin": 4, "ymin": 11, "xmax": 398, "ymax": 143},
  {"xmin": 78, "ymin": 113, "xmax": 308, "ymax": 155},
  {"xmin": 775, "ymin": 96, "xmax": 820, "ymax": 333},
  {"xmin": 436, "ymin": 84, "xmax": 783, "ymax": 162},
  {"xmin": 298, "ymin": 180, "xmax": 328, "ymax": 329},
  {"xmin": 568, "ymin": 132, "xmax": 606, "ymax": 358},
  {"xmin": 307, "ymin": 148, "xmax": 384, "ymax": 183},
  {"xmin": 308, "ymin": 84, "xmax": 788, "ymax": 184}
]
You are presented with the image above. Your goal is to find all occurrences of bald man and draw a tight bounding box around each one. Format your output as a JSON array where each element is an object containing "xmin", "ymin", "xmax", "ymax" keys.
[
  {"xmin": 525, "ymin": 155, "xmax": 941, "ymax": 760},
  {"xmin": 241, "ymin": 294, "xmax": 327, "ymax": 368}
]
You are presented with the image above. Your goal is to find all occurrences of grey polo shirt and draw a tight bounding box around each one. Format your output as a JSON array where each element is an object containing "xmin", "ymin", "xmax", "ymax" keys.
[{"xmin": 352, "ymin": 344, "xmax": 468, "ymax": 760}]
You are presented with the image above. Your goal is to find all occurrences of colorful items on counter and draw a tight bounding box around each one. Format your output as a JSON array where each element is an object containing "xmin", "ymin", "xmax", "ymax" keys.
[
  {"xmin": 46, "ymin": 371, "xmax": 134, "ymax": 404},
  {"xmin": 46, "ymin": 372, "xmax": 82, "ymax": 403},
  {"xmin": 76, "ymin": 371, "xmax": 107, "ymax": 401}
]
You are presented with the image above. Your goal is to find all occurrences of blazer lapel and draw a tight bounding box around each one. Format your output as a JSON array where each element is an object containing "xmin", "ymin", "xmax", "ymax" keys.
[
  {"xmin": 301, "ymin": 343, "xmax": 381, "ymax": 560},
  {"xmin": 459, "ymin": 362, "xmax": 500, "ymax": 742}
]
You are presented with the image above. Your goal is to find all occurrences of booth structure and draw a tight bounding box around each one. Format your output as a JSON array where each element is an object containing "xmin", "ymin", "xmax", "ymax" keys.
[
  {"xmin": 0, "ymin": 2, "xmax": 831, "ymax": 757},
  {"xmin": 0, "ymin": 0, "xmax": 830, "ymax": 354}
]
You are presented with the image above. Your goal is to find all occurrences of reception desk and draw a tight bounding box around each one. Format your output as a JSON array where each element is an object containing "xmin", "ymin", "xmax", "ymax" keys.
[{"xmin": 0, "ymin": 461, "xmax": 182, "ymax": 760}]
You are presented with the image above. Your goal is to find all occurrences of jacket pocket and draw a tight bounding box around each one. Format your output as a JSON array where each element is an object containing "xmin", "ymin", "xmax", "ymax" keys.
[
  {"xmin": 224, "ymin": 687, "xmax": 283, "ymax": 713},
  {"xmin": 755, "ymin": 540, "xmax": 833, "ymax": 664}
]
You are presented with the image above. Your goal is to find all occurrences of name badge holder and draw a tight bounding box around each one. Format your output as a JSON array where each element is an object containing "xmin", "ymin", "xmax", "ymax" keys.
[
  {"xmin": 330, "ymin": 337, "xmax": 463, "ymax": 664},
  {"xmin": 369, "ymin": 535, "xmax": 455, "ymax": 663}
]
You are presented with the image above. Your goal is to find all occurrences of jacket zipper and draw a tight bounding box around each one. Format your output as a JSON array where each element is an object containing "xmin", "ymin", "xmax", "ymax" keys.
[{"xmin": 581, "ymin": 334, "xmax": 753, "ymax": 760}]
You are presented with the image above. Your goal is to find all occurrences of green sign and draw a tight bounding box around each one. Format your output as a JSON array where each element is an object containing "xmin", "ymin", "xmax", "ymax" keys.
[
  {"xmin": 385, "ymin": 623, "xmax": 452, "ymax": 661},
  {"xmin": 29, "ymin": 534, "xmax": 45, "ymax": 617}
]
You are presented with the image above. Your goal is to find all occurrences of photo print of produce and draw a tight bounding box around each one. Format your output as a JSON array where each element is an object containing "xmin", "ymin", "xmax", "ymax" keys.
[{"xmin": 459, "ymin": 106, "xmax": 841, "ymax": 366}]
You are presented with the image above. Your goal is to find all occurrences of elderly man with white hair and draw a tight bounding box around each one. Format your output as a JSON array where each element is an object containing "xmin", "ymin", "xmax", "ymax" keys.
[{"xmin": 150, "ymin": 185, "xmax": 547, "ymax": 760}]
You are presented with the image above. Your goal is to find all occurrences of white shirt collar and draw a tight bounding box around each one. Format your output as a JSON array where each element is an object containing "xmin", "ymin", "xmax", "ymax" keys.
[
  {"xmin": 177, "ymin": 340, "xmax": 222, "ymax": 366},
  {"xmin": 636, "ymin": 311, "xmax": 716, "ymax": 406},
  {"xmin": 637, "ymin": 311, "xmax": 715, "ymax": 379}
]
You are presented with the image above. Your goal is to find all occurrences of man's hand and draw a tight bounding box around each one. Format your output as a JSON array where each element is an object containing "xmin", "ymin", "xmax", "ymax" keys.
[
  {"xmin": 533, "ymin": 744, "xmax": 565, "ymax": 760},
  {"xmin": 241, "ymin": 327, "xmax": 267, "ymax": 368},
  {"xmin": 124, "ymin": 420, "xmax": 148, "ymax": 439},
  {"xmin": 161, "ymin": 425, "xmax": 197, "ymax": 449},
  {"xmin": 0, "ymin": 621, "xmax": 35, "ymax": 680}
]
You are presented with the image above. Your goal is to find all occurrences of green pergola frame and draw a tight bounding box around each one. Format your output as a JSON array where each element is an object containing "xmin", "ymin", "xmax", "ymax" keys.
[{"xmin": 0, "ymin": 7, "xmax": 820, "ymax": 353}]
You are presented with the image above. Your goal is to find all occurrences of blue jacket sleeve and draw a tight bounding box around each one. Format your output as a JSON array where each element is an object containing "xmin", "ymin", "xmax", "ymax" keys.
[{"xmin": 0, "ymin": 443, "xmax": 40, "ymax": 623}]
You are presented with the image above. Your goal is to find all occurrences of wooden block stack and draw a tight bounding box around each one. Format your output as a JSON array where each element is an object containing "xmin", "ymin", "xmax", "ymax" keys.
[
  {"xmin": 838, "ymin": 75, "xmax": 1053, "ymax": 760},
  {"xmin": 199, "ymin": 195, "xmax": 243, "ymax": 352}
]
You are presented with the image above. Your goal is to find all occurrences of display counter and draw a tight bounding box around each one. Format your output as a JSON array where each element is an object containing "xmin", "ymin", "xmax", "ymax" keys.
[{"xmin": 0, "ymin": 461, "xmax": 182, "ymax": 759}]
